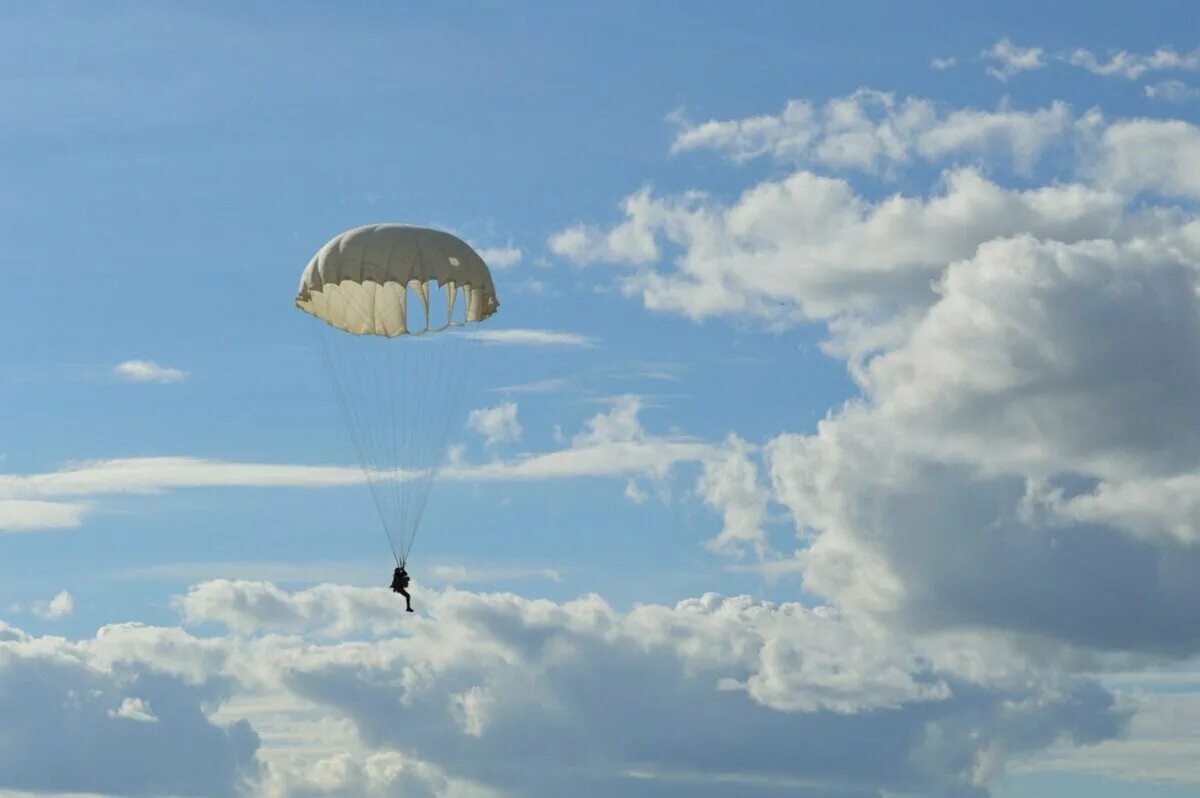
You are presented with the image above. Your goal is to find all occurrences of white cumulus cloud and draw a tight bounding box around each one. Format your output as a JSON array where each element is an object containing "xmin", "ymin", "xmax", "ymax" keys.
[
  {"xmin": 168, "ymin": 579, "xmax": 1124, "ymax": 797},
  {"xmin": 467, "ymin": 402, "xmax": 523, "ymax": 448},
  {"xmin": 697, "ymin": 435, "xmax": 770, "ymax": 560},
  {"xmin": 476, "ymin": 245, "xmax": 523, "ymax": 268},
  {"xmin": 108, "ymin": 696, "xmax": 158, "ymax": 723},
  {"xmin": 114, "ymin": 359, "xmax": 188, "ymax": 383},
  {"xmin": 31, "ymin": 590, "xmax": 74, "ymax": 620}
]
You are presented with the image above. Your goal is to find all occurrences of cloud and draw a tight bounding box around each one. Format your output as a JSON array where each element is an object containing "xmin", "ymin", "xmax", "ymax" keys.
[
  {"xmin": 0, "ymin": 403, "xmax": 713, "ymax": 497},
  {"xmin": 1088, "ymin": 118, "xmax": 1200, "ymax": 199},
  {"xmin": 668, "ymin": 101, "xmax": 822, "ymax": 165},
  {"xmin": 572, "ymin": 394, "xmax": 646, "ymax": 446},
  {"xmin": 0, "ymin": 621, "xmax": 258, "ymax": 796},
  {"xmin": 852, "ymin": 236, "xmax": 1200, "ymax": 481},
  {"xmin": 764, "ymin": 235, "xmax": 1200, "ymax": 653},
  {"xmin": 0, "ymin": 399, "xmax": 732, "ymax": 545},
  {"xmin": 451, "ymin": 438, "xmax": 713, "ymax": 483},
  {"xmin": 549, "ymin": 167, "xmax": 1148, "ymax": 362},
  {"xmin": 1065, "ymin": 46, "xmax": 1200, "ymax": 79},
  {"xmin": 476, "ymin": 246, "xmax": 523, "ymax": 269},
  {"xmin": 425, "ymin": 564, "xmax": 562, "ymax": 585},
  {"xmin": 972, "ymin": 42, "xmax": 1200, "ymax": 82},
  {"xmin": 930, "ymin": 56, "xmax": 956, "ymax": 70},
  {"xmin": 508, "ymin": 277, "xmax": 555, "ymax": 296},
  {"xmin": 1145, "ymin": 79, "xmax": 1200, "ymax": 103},
  {"xmin": 0, "ymin": 457, "xmax": 366, "ymax": 499},
  {"xmin": 451, "ymin": 398, "xmax": 715, "ymax": 488},
  {"xmin": 0, "ymin": 574, "xmax": 1145, "ymax": 796},
  {"xmin": 0, "ymin": 427, "xmax": 715, "ymax": 537},
  {"xmin": 113, "ymin": 359, "xmax": 188, "ymax": 383},
  {"xmin": 258, "ymin": 750, "xmax": 480, "ymax": 798},
  {"xmin": 175, "ymin": 579, "xmax": 323, "ymax": 636},
  {"xmin": 981, "ymin": 38, "xmax": 1045, "ymax": 81},
  {"xmin": 548, "ymin": 188, "xmax": 667, "ymax": 265},
  {"xmin": 669, "ymin": 91, "xmax": 1072, "ymax": 174},
  {"xmin": 108, "ymin": 560, "xmax": 380, "ymax": 586},
  {"xmin": 108, "ymin": 696, "xmax": 158, "ymax": 723},
  {"xmin": 697, "ymin": 435, "xmax": 770, "ymax": 560},
  {"xmin": 1014, "ymin": 690, "xmax": 1200, "ymax": 785},
  {"xmin": 488, "ymin": 377, "xmax": 569, "ymax": 394},
  {"xmin": 162, "ymin": 580, "xmax": 1126, "ymax": 798},
  {"xmin": 1045, "ymin": 473, "xmax": 1200, "ymax": 545},
  {"xmin": 0, "ymin": 499, "xmax": 87, "ymax": 532},
  {"xmin": 31, "ymin": 590, "xmax": 74, "ymax": 620},
  {"xmin": 467, "ymin": 402, "xmax": 523, "ymax": 448},
  {"xmin": 554, "ymin": 92, "xmax": 1200, "ymax": 665},
  {"xmin": 624, "ymin": 478, "xmax": 649, "ymax": 504},
  {"xmin": 460, "ymin": 328, "xmax": 598, "ymax": 347},
  {"xmin": 915, "ymin": 101, "xmax": 1071, "ymax": 173}
]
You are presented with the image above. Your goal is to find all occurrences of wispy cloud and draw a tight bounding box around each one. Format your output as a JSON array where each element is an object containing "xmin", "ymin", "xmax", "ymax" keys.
[
  {"xmin": 624, "ymin": 479, "xmax": 649, "ymax": 504},
  {"xmin": 630, "ymin": 369, "xmax": 682, "ymax": 382},
  {"xmin": 31, "ymin": 590, "xmax": 74, "ymax": 619},
  {"xmin": 1145, "ymin": 79, "xmax": 1200, "ymax": 103},
  {"xmin": 109, "ymin": 560, "xmax": 380, "ymax": 585},
  {"xmin": 114, "ymin": 359, "xmax": 188, "ymax": 383},
  {"xmin": 425, "ymin": 564, "xmax": 562, "ymax": 584},
  {"xmin": 109, "ymin": 559, "xmax": 563, "ymax": 587},
  {"xmin": 0, "ymin": 499, "xmax": 88, "ymax": 532},
  {"xmin": 108, "ymin": 697, "xmax": 158, "ymax": 724},
  {"xmin": 0, "ymin": 401, "xmax": 727, "ymax": 531},
  {"xmin": 930, "ymin": 56, "xmax": 956, "ymax": 70},
  {"xmin": 1066, "ymin": 45, "xmax": 1200, "ymax": 79},
  {"xmin": 665, "ymin": 90, "xmax": 1070, "ymax": 177},
  {"xmin": 0, "ymin": 458, "xmax": 366, "ymax": 498},
  {"xmin": 461, "ymin": 329, "xmax": 597, "ymax": 347},
  {"xmin": 974, "ymin": 41, "xmax": 1200, "ymax": 83},
  {"xmin": 467, "ymin": 402, "xmax": 523, "ymax": 447},
  {"xmin": 488, "ymin": 377, "xmax": 570, "ymax": 394},
  {"xmin": 981, "ymin": 38, "xmax": 1045, "ymax": 81},
  {"xmin": 476, "ymin": 245, "xmax": 523, "ymax": 268},
  {"xmin": 0, "ymin": 443, "xmax": 713, "ymax": 500}
]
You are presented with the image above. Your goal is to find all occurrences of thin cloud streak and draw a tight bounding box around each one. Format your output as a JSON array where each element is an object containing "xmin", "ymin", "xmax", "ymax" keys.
[
  {"xmin": 0, "ymin": 437, "xmax": 720, "ymax": 532},
  {"xmin": 460, "ymin": 328, "xmax": 598, "ymax": 347},
  {"xmin": 488, "ymin": 377, "xmax": 570, "ymax": 394}
]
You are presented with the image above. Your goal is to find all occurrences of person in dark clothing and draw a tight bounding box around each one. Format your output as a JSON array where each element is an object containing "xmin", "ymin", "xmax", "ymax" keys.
[{"xmin": 391, "ymin": 565, "xmax": 414, "ymax": 612}]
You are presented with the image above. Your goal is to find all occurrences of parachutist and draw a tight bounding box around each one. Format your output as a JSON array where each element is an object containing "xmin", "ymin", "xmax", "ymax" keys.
[{"xmin": 391, "ymin": 565, "xmax": 414, "ymax": 612}]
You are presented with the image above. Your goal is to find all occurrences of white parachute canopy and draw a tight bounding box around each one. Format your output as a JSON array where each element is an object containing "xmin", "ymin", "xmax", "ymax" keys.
[{"xmin": 296, "ymin": 224, "xmax": 500, "ymax": 565}]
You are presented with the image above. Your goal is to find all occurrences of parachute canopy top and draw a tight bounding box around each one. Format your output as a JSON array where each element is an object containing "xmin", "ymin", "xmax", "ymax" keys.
[{"xmin": 296, "ymin": 224, "xmax": 500, "ymax": 337}]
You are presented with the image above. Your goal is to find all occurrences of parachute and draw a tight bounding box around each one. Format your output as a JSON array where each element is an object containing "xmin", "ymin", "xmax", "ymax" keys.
[{"xmin": 295, "ymin": 224, "xmax": 499, "ymax": 566}]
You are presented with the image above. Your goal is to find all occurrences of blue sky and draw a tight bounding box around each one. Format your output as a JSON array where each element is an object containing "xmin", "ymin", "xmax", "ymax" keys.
[{"xmin": 4, "ymin": 3, "xmax": 1200, "ymax": 797}]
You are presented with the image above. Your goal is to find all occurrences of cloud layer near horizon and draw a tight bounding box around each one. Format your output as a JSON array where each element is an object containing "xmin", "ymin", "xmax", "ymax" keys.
[{"xmin": 0, "ymin": 580, "xmax": 1128, "ymax": 797}]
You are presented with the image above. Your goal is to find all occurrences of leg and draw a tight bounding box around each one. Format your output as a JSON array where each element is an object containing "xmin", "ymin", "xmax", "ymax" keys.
[{"xmin": 399, "ymin": 587, "xmax": 413, "ymax": 612}]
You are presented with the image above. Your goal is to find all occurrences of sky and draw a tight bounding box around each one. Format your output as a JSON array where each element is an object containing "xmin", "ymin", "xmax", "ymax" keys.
[{"xmin": 2, "ymin": 1, "xmax": 1200, "ymax": 796}]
